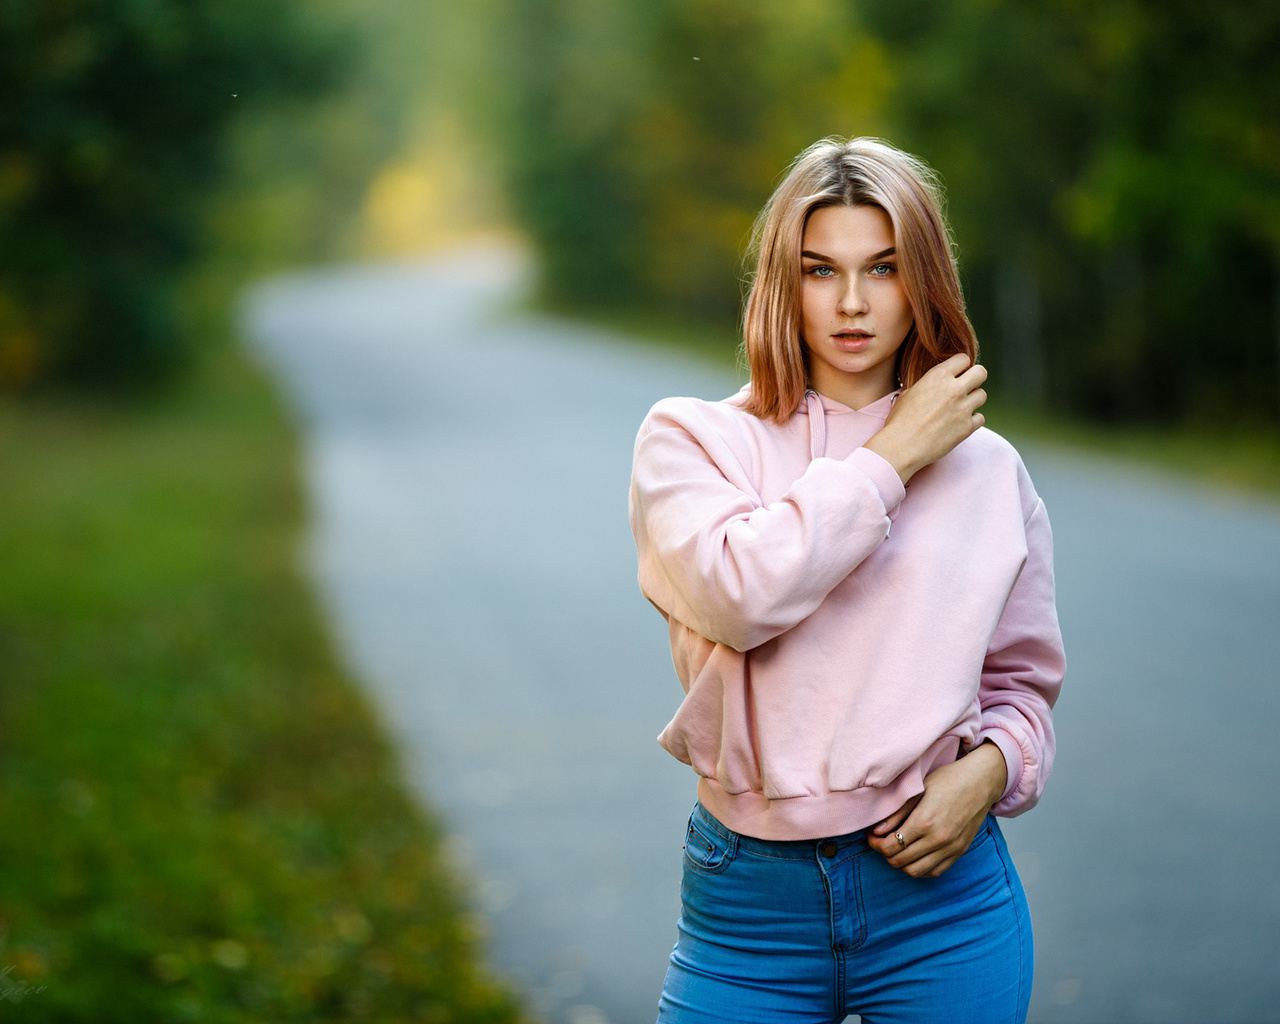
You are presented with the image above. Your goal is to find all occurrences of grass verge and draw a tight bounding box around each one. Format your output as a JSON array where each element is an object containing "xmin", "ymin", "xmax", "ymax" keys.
[
  {"xmin": 979, "ymin": 401, "xmax": 1280, "ymax": 498},
  {"xmin": 0, "ymin": 343, "xmax": 526, "ymax": 1022}
]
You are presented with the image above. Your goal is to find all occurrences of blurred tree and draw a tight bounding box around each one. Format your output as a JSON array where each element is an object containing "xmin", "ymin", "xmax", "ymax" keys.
[
  {"xmin": 456, "ymin": 0, "xmax": 1280, "ymax": 425},
  {"xmin": 491, "ymin": 0, "xmax": 893, "ymax": 325},
  {"xmin": 855, "ymin": 0, "xmax": 1280, "ymax": 422},
  {"xmin": 0, "ymin": 0, "xmax": 345, "ymax": 390},
  {"xmin": 1065, "ymin": 0, "xmax": 1280, "ymax": 422}
]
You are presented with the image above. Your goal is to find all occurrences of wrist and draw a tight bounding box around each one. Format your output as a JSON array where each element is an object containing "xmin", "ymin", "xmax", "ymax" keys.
[
  {"xmin": 970, "ymin": 740, "xmax": 1008, "ymax": 809},
  {"xmin": 863, "ymin": 430, "xmax": 921, "ymax": 486}
]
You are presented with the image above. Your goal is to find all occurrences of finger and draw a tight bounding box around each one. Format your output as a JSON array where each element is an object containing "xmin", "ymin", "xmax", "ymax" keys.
[
  {"xmin": 892, "ymin": 819, "xmax": 985, "ymax": 873},
  {"xmin": 956, "ymin": 362, "xmax": 988, "ymax": 390},
  {"xmin": 901, "ymin": 847, "xmax": 960, "ymax": 878},
  {"xmin": 881, "ymin": 802, "xmax": 956, "ymax": 867},
  {"xmin": 881, "ymin": 824, "xmax": 948, "ymax": 867},
  {"xmin": 923, "ymin": 353, "xmax": 970, "ymax": 381},
  {"xmin": 886, "ymin": 826, "xmax": 970, "ymax": 871},
  {"xmin": 880, "ymin": 826, "xmax": 924, "ymax": 860},
  {"xmin": 964, "ymin": 387, "xmax": 988, "ymax": 411},
  {"xmin": 868, "ymin": 830, "xmax": 904, "ymax": 858},
  {"xmin": 868, "ymin": 804, "xmax": 922, "ymax": 859},
  {"xmin": 871, "ymin": 795, "xmax": 920, "ymax": 836},
  {"xmin": 936, "ymin": 355, "xmax": 972, "ymax": 378},
  {"xmin": 882, "ymin": 822, "xmax": 949, "ymax": 867},
  {"xmin": 883, "ymin": 834, "xmax": 928, "ymax": 867},
  {"xmin": 871, "ymin": 809, "xmax": 908, "ymax": 838}
]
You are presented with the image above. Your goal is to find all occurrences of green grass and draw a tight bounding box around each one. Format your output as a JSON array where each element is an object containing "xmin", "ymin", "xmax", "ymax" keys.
[
  {"xmin": 0, "ymin": 344, "xmax": 527, "ymax": 1022},
  {"xmin": 576, "ymin": 310, "xmax": 1280, "ymax": 499}
]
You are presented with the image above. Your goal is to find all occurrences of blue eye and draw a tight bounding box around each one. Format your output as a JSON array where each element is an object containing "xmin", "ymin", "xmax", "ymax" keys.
[
  {"xmin": 808, "ymin": 266, "xmax": 835, "ymax": 277},
  {"xmin": 870, "ymin": 263, "xmax": 896, "ymax": 277}
]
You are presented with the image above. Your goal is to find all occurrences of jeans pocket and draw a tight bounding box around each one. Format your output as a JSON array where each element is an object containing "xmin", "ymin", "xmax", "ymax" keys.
[
  {"xmin": 938, "ymin": 816, "xmax": 1009, "ymax": 903},
  {"xmin": 683, "ymin": 812, "xmax": 735, "ymax": 876}
]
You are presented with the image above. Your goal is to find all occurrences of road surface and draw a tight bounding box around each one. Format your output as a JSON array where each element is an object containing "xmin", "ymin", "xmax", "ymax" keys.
[{"xmin": 244, "ymin": 245, "xmax": 1280, "ymax": 1024}]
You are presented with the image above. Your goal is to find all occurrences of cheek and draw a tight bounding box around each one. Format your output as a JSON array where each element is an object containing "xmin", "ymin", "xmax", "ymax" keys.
[{"xmin": 889, "ymin": 286, "xmax": 914, "ymax": 333}]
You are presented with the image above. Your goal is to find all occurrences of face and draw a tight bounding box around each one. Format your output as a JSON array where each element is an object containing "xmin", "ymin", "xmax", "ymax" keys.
[{"xmin": 799, "ymin": 203, "xmax": 914, "ymax": 410}]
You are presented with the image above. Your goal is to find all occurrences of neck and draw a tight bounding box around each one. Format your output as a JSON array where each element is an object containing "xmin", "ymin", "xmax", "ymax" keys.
[{"xmin": 807, "ymin": 361, "xmax": 900, "ymax": 411}]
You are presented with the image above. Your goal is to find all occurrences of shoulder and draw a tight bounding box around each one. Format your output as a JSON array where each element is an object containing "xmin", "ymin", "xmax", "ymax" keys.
[
  {"xmin": 638, "ymin": 386, "xmax": 771, "ymax": 445},
  {"xmin": 951, "ymin": 426, "xmax": 1044, "ymax": 521},
  {"xmin": 632, "ymin": 387, "xmax": 787, "ymax": 486},
  {"xmin": 957, "ymin": 425, "xmax": 1023, "ymax": 466}
]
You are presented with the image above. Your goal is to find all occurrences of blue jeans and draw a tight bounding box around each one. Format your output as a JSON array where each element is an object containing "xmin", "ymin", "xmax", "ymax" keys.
[{"xmin": 657, "ymin": 801, "xmax": 1033, "ymax": 1024}]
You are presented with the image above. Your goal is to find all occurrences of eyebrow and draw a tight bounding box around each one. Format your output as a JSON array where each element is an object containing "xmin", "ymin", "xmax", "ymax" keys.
[{"xmin": 801, "ymin": 246, "xmax": 897, "ymax": 263}]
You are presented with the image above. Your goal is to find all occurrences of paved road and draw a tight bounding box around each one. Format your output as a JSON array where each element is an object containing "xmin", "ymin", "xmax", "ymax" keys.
[{"xmin": 244, "ymin": 246, "xmax": 1280, "ymax": 1024}]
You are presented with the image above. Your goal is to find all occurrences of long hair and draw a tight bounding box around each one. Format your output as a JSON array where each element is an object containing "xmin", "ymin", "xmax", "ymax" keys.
[{"xmin": 741, "ymin": 137, "xmax": 978, "ymax": 422}]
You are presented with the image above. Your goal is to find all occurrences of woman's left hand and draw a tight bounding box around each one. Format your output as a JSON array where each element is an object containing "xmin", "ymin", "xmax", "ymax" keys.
[{"xmin": 867, "ymin": 742, "xmax": 1008, "ymax": 878}]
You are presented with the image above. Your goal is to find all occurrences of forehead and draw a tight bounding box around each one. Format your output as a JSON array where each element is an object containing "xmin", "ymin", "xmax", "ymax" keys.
[{"xmin": 802, "ymin": 204, "xmax": 895, "ymax": 257}]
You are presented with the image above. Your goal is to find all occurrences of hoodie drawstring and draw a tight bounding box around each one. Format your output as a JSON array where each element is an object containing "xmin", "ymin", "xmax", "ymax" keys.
[{"xmin": 804, "ymin": 390, "xmax": 827, "ymax": 461}]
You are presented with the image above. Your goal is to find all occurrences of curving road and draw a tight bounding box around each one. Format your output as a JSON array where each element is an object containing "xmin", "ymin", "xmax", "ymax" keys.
[{"xmin": 244, "ymin": 245, "xmax": 1280, "ymax": 1024}]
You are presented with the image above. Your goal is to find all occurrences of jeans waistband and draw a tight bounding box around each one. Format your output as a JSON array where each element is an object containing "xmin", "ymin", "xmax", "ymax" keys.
[{"xmin": 691, "ymin": 799, "xmax": 874, "ymax": 861}]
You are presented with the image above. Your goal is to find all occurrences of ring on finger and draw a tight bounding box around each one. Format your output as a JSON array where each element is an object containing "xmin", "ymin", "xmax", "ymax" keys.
[{"xmin": 896, "ymin": 831, "xmax": 907, "ymax": 848}]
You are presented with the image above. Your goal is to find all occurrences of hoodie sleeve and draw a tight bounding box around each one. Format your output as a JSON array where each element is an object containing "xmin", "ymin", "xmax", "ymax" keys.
[
  {"xmin": 629, "ymin": 400, "xmax": 905, "ymax": 653},
  {"xmin": 976, "ymin": 497, "xmax": 1066, "ymax": 816}
]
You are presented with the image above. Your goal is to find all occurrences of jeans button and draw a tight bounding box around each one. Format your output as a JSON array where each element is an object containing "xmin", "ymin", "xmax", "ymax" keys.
[{"xmin": 820, "ymin": 841, "xmax": 838, "ymax": 859}]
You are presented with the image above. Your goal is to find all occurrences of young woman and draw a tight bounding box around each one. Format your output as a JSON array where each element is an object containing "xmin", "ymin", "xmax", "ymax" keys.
[{"xmin": 629, "ymin": 137, "xmax": 1065, "ymax": 1023}]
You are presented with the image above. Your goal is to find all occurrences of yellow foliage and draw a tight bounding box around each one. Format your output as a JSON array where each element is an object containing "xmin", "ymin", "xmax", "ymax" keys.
[
  {"xmin": 0, "ymin": 330, "xmax": 40, "ymax": 389},
  {"xmin": 359, "ymin": 111, "xmax": 512, "ymax": 257}
]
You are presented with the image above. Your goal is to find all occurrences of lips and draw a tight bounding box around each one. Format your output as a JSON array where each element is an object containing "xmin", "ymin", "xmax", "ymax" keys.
[{"xmin": 833, "ymin": 329, "xmax": 873, "ymax": 351}]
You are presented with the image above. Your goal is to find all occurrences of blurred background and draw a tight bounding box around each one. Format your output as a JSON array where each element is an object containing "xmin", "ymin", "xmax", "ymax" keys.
[
  {"xmin": 4, "ymin": 0, "xmax": 1280, "ymax": 423},
  {"xmin": 2, "ymin": 0, "xmax": 1279, "ymax": 1022}
]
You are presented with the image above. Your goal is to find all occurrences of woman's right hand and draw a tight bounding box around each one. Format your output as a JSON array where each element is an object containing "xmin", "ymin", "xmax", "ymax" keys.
[{"xmin": 863, "ymin": 354, "xmax": 988, "ymax": 485}]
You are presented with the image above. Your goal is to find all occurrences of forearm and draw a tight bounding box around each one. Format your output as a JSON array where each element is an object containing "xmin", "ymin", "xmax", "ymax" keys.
[
  {"xmin": 632, "ymin": 420, "xmax": 904, "ymax": 650},
  {"xmin": 957, "ymin": 739, "xmax": 1008, "ymax": 813}
]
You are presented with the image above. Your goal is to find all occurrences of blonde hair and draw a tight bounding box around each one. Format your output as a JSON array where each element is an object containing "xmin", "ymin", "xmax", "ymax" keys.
[{"xmin": 741, "ymin": 137, "xmax": 978, "ymax": 422}]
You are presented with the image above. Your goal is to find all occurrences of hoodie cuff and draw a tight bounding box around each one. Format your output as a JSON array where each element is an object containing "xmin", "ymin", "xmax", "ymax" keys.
[{"xmin": 848, "ymin": 446, "xmax": 906, "ymax": 513}]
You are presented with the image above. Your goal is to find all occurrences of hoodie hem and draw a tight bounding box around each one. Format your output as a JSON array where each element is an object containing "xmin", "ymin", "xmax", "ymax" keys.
[{"xmin": 696, "ymin": 735, "xmax": 961, "ymax": 841}]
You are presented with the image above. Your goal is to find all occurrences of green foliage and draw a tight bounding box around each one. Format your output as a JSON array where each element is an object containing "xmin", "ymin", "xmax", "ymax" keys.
[
  {"xmin": 0, "ymin": 346, "xmax": 526, "ymax": 1022},
  {"xmin": 458, "ymin": 0, "xmax": 1280, "ymax": 426},
  {"xmin": 0, "ymin": 0, "xmax": 346, "ymax": 390},
  {"xmin": 490, "ymin": 0, "xmax": 893, "ymax": 322},
  {"xmin": 862, "ymin": 0, "xmax": 1280, "ymax": 422},
  {"xmin": 986, "ymin": 396, "xmax": 1280, "ymax": 498}
]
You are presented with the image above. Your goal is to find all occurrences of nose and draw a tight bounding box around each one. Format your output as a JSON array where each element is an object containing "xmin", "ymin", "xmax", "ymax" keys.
[{"xmin": 837, "ymin": 274, "xmax": 868, "ymax": 316}]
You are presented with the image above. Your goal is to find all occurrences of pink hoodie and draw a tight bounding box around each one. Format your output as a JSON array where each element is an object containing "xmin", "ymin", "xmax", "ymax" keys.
[{"xmin": 629, "ymin": 385, "xmax": 1065, "ymax": 841}]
